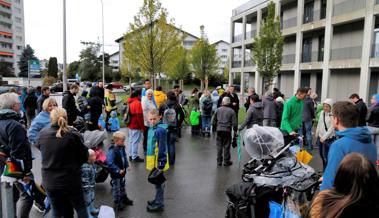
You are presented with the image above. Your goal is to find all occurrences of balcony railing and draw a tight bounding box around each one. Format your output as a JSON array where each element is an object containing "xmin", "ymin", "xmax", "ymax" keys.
[
  {"xmin": 333, "ymin": 0, "xmax": 365, "ymax": 16},
  {"xmin": 331, "ymin": 46, "xmax": 362, "ymax": 60},
  {"xmin": 303, "ymin": 9, "xmax": 325, "ymax": 24},
  {"xmin": 232, "ymin": 61, "xmax": 242, "ymax": 68},
  {"xmin": 0, "ymin": 5, "xmax": 11, "ymax": 15},
  {"xmin": 245, "ymin": 30, "xmax": 257, "ymax": 39},
  {"xmin": 232, "ymin": 0, "xmax": 266, "ymax": 16},
  {"xmin": 0, "ymin": 25, "xmax": 11, "ymax": 33},
  {"xmin": 282, "ymin": 54, "xmax": 296, "ymax": 64},
  {"xmin": 0, "ymin": 36, "xmax": 13, "ymax": 44},
  {"xmin": 371, "ymin": 44, "xmax": 379, "ymax": 58},
  {"xmin": 281, "ymin": 17, "xmax": 297, "ymax": 29},
  {"xmin": 302, "ymin": 51, "xmax": 324, "ymax": 63},
  {"xmin": 233, "ymin": 34, "xmax": 243, "ymax": 43},
  {"xmin": 244, "ymin": 59, "xmax": 254, "ymax": 67},
  {"xmin": 0, "ymin": 56, "xmax": 13, "ymax": 63}
]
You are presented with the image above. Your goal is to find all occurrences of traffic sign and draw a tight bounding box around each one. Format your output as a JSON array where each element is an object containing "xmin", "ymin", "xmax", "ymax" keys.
[{"xmin": 29, "ymin": 60, "xmax": 40, "ymax": 72}]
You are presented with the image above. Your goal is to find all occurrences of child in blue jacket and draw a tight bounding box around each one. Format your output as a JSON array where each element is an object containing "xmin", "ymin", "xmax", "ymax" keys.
[
  {"xmin": 106, "ymin": 131, "xmax": 133, "ymax": 211},
  {"xmin": 108, "ymin": 110, "xmax": 120, "ymax": 132}
]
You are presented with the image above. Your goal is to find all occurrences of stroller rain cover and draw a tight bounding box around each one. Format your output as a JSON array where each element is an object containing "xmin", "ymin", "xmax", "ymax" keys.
[{"xmin": 83, "ymin": 130, "xmax": 107, "ymax": 148}]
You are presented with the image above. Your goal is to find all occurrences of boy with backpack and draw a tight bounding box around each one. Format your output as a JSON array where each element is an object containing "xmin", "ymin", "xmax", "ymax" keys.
[
  {"xmin": 158, "ymin": 91, "xmax": 184, "ymax": 165},
  {"xmin": 108, "ymin": 111, "xmax": 120, "ymax": 133},
  {"xmin": 200, "ymin": 90, "xmax": 213, "ymax": 136}
]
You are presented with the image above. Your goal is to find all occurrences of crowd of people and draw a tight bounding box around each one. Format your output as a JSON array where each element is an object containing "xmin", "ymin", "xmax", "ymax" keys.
[{"xmin": 0, "ymin": 79, "xmax": 378, "ymax": 217}]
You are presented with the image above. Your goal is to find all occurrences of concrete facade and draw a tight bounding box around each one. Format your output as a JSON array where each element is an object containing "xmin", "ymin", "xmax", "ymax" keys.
[
  {"xmin": 231, "ymin": 0, "xmax": 379, "ymax": 102},
  {"xmin": 0, "ymin": 0, "xmax": 25, "ymax": 75},
  {"xmin": 109, "ymin": 51, "xmax": 119, "ymax": 73},
  {"xmin": 212, "ymin": 40, "xmax": 230, "ymax": 75}
]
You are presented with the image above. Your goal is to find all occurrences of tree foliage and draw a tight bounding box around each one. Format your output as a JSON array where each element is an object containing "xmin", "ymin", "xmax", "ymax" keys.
[
  {"xmin": 48, "ymin": 57, "xmax": 58, "ymax": 78},
  {"xmin": 68, "ymin": 61, "xmax": 80, "ymax": 79},
  {"xmin": 190, "ymin": 26, "xmax": 219, "ymax": 90},
  {"xmin": 0, "ymin": 62, "xmax": 14, "ymax": 77},
  {"xmin": 78, "ymin": 44, "xmax": 112, "ymax": 82},
  {"xmin": 123, "ymin": 0, "xmax": 184, "ymax": 87},
  {"xmin": 18, "ymin": 45, "xmax": 37, "ymax": 77},
  {"xmin": 252, "ymin": 1, "xmax": 283, "ymax": 90},
  {"xmin": 167, "ymin": 46, "xmax": 190, "ymax": 81}
]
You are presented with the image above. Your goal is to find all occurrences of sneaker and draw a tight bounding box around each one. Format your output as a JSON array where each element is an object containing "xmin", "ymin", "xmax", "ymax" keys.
[
  {"xmin": 116, "ymin": 203, "xmax": 125, "ymax": 211},
  {"xmin": 129, "ymin": 156, "xmax": 132, "ymax": 161},
  {"xmin": 122, "ymin": 196, "xmax": 134, "ymax": 205},
  {"xmin": 132, "ymin": 156, "xmax": 144, "ymax": 162},
  {"xmin": 33, "ymin": 202, "xmax": 45, "ymax": 213},
  {"xmin": 147, "ymin": 200, "xmax": 155, "ymax": 206},
  {"xmin": 224, "ymin": 161, "xmax": 233, "ymax": 167},
  {"xmin": 146, "ymin": 203, "xmax": 164, "ymax": 212},
  {"xmin": 217, "ymin": 162, "xmax": 222, "ymax": 166}
]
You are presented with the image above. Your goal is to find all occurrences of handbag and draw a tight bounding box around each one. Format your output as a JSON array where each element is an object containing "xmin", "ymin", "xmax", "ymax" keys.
[
  {"xmin": 3, "ymin": 158, "xmax": 24, "ymax": 179},
  {"xmin": 148, "ymin": 168, "xmax": 166, "ymax": 185}
]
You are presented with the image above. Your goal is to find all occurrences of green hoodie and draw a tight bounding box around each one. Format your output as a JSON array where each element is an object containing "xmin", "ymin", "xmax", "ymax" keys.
[{"xmin": 280, "ymin": 95, "xmax": 304, "ymax": 134}]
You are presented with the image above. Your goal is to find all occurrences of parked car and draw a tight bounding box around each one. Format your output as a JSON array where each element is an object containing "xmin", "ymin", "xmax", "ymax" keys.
[
  {"xmin": 110, "ymin": 82, "xmax": 124, "ymax": 89},
  {"xmin": 222, "ymin": 84, "xmax": 241, "ymax": 92},
  {"xmin": 50, "ymin": 83, "xmax": 70, "ymax": 93},
  {"xmin": 0, "ymin": 84, "xmax": 23, "ymax": 95},
  {"xmin": 123, "ymin": 81, "xmax": 144, "ymax": 92}
]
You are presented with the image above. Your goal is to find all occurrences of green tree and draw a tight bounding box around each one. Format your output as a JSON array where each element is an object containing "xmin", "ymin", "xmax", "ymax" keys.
[
  {"xmin": 123, "ymin": 0, "xmax": 184, "ymax": 88},
  {"xmin": 68, "ymin": 61, "xmax": 80, "ymax": 79},
  {"xmin": 252, "ymin": 1, "xmax": 283, "ymax": 91},
  {"xmin": 0, "ymin": 62, "xmax": 14, "ymax": 77},
  {"xmin": 167, "ymin": 46, "xmax": 190, "ymax": 81},
  {"xmin": 190, "ymin": 25, "xmax": 219, "ymax": 91},
  {"xmin": 48, "ymin": 57, "xmax": 58, "ymax": 78},
  {"xmin": 18, "ymin": 45, "xmax": 37, "ymax": 77}
]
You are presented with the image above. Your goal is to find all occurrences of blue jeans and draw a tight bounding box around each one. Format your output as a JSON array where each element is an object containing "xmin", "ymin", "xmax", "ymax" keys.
[
  {"xmin": 167, "ymin": 130, "xmax": 176, "ymax": 165},
  {"xmin": 154, "ymin": 183, "xmax": 165, "ymax": 207},
  {"xmin": 299, "ymin": 121, "xmax": 313, "ymax": 151},
  {"xmin": 201, "ymin": 115, "xmax": 211, "ymax": 132},
  {"xmin": 110, "ymin": 178, "xmax": 126, "ymax": 204},
  {"xmin": 47, "ymin": 187, "xmax": 88, "ymax": 218},
  {"xmin": 128, "ymin": 128, "xmax": 143, "ymax": 159}
]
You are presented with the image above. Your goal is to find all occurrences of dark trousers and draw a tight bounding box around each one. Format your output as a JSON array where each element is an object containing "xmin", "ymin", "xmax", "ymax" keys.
[
  {"xmin": 47, "ymin": 186, "xmax": 88, "ymax": 218},
  {"xmin": 216, "ymin": 131, "xmax": 232, "ymax": 164},
  {"xmin": 167, "ymin": 130, "xmax": 177, "ymax": 165},
  {"xmin": 143, "ymin": 126, "xmax": 149, "ymax": 154}
]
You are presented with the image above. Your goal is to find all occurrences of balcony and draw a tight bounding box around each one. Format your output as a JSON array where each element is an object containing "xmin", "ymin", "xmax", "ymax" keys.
[
  {"xmin": 302, "ymin": 51, "xmax": 323, "ymax": 63},
  {"xmin": 282, "ymin": 54, "xmax": 296, "ymax": 64},
  {"xmin": 371, "ymin": 44, "xmax": 379, "ymax": 58},
  {"xmin": 281, "ymin": 17, "xmax": 297, "ymax": 29},
  {"xmin": 333, "ymin": 0, "xmax": 365, "ymax": 17},
  {"xmin": 245, "ymin": 30, "xmax": 257, "ymax": 40},
  {"xmin": 0, "ymin": 56, "xmax": 13, "ymax": 63},
  {"xmin": 0, "ymin": 36, "xmax": 12, "ymax": 44},
  {"xmin": 232, "ymin": 61, "xmax": 242, "ymax": 68},
  {"xmin": 244, "ymin": 59, "xmax": 254, "ymax": 67},
  {"xmin": 0, "ymin": 15, "xmax": 11, "ymax": 24},
  {"xmin": 331, "ymin": 46, "xmax": 362, "ymax": 60},
  {"xmin": 233, "ymin": 34, "xmax": 243, "ymax": 43},
  {"xmin": 0, "ymin": 25, "xmax": 11, "ymax": 33},
  {"xmin": 303, "ymin": 9, "xmax": 326, "ymax": 24},
  {"xmin": 0, "ymin": 6, "xmax": 11, "ymax": 15}
]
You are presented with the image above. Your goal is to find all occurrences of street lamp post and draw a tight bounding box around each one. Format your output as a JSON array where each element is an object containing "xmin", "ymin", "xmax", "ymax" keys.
[
  {"xmin": 100, "ymin": 0, "xmax": 105, "ymax": 85},
  {"xmin": 63, "ymin": 0, "xmax": 67, "ymax": 92}
]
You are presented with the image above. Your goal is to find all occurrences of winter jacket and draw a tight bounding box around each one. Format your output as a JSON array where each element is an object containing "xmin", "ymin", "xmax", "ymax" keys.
[
  {"xmin": 105, "ymin": 90, "xmax": 117, "ymax": 112},
  {"xmin": 81, "ymin": 163, "xmax": 96, "ymax": 191},
  {"xmin": 28, "ymin": 111, "xmax": 51, "ymax": 144},
  {"xmin": 142, "ymin": 88, "xmax": 157, "ymax": 106},
  {"xmin": 212, "ymin": 106, "xmax": 238, "ymax": 132},
  {"xmin": 37, "ymin": 126, "xmax": 89, "ymax": 190},
  {"xmin": 87, "ymin": 96, "xmax": 103, "ymax": 130},
  {"xmin": 367, "ymin": 104, "xmax": 379, "ymax": 128},
  {"xmin": 37, "ymin": 94, "xmax": 49, "ymax": 113},
  {"xmin": 107, "ymin": 144, "xmax": 129, "ymax": 178},
  {"xmin": 188, "ymin": 95, "xmax": 199, "ymax": 111},
  {"xmin": 108, "ymin": 111, "xmax": 120, "ymax": 132},
  {"xmin": 262, "ymin": 95, "xmax": 276, "ymax": 120},
  {"xmin": 153, "ymin": 90, "xmax": 166, "ymax": 108},
  {"xmin": 244, "ymin": 93, "xmax": 259, "ymax": 111},
  {"xmin": 367, "ymin": 126, "xmax": 379, "ymax": 161},
  {"xmin": 142, "ymin": 97, "xmax": 157, "ymax": 127},
  {"xmin": 0, "ymin": 109, "xmax": 32, "ymax": 174},
  {"xmin": 315, "ymin": 110, "xmax": 335, "ymax": 141},
  {"xmin": 23, "ymin": 93, "xmax": 38, "ymax": 116},
  {"xmin": 127, "ymin": 97, "xmax": 145, "ymax": 130},
  {"xmin": 90, "ymin": 86, "xmax": 104, "ymax": 100},
  {"xmin": 77, "ymin": 95, "xmax": 88, "ymax": 113},
  {"xmin": 239, "ymin": 102, "xmax": 263, "ymax": 130},
  {"xmin": 302, "ymin": 96, "xmax": 315, "ymax": 122},
  {"xmin": 218, "ymin": 92, "xmax": 240, "ymax": 115},
  {"xmin": 280, "ymin": 96, "xmax": 304, "ymax": 134},
  {"xmin": 320, "ymin": 127, "xmax": 377, "ymax": 190},
  {"xmin": 275, "ymin": 101, "xmax": 284, "ymax": 127},
  {"xmin": 199, "ymin": 95, "xmax": 213, "ymax": 116},
  {"xmin": 62, "ymin": 91, "xmax": 79, "ymax": 125},
  {"xmin": 178, "ymin": 92, "xmax": 186, "ymax": 106},
  {"xmin": 355, "ymin": 99, "xmax": 368, "ymax": 126},
  {"xmin": 158, "ymin": 99, "xmax": 185, "ymax": 130},
  {"xmin": 211, "ymin": 90, "xmax": 219, "ymax": 112},
  {"xmin": 146, "ymin": 122, "xmax": 169, "ymax": 171},
  {"xmin": 19, "ymin": 89, "xmax": 27, "ymax": 113}
]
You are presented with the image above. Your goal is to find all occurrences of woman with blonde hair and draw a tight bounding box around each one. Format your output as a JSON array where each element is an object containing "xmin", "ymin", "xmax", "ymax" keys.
[
  {"xmin": 308, "ymin": 153, "xmax": 379, "ymax": 218},
  {"xmin": 28, "ymin": 97, "xmax": 57, "ymax": 144},
  {"xmin": 37, "ymin": 108, "xmax": 95, "ymax": 218}
]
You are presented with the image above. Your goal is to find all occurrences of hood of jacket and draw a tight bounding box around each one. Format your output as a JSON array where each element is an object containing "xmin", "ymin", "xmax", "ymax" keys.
[
  {"xmin": 166, "ymin": 99, "xmax": 177, "ymax": 107},
  {"xmin": 63, "ymin": 90, "xmax": 73, "ymax": 97},
  {"xmin": 0, "ymin": 109, "xmax": 19, "ymax": 120},
  {"xmin": 154, "ymin": 90, "xmax": 165, "ymax": 97},
  {"xmin": 252, "ymin": 102, "xmax": 263, "ymax": 109},
  {"xmin": 127, "ymin": 97, "xmax": 140, "ymax": 104},
  {"xmin": 336, "ymin": 127, "xmax": 372, "ymax": 144},
  {"xmin": 264, "ymin": 95, "xmax": 274, "ymax": 101}
]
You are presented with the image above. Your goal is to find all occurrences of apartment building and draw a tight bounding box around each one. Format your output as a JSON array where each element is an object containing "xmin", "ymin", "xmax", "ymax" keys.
[
  {"xmin": 231, "ymin": 0, "xmax": 379, "ymax": 102},
  {"xmin": 0, "ymin": 0, "xmax": 25, "ymax": 75},
  {"xmin": 213, "ymin": 40, "xmax": 230, "ymax": 75}
]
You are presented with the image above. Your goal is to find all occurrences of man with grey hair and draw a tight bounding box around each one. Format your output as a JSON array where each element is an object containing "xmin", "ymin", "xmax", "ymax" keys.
[
  {"xmin": 262, "ymin": 91, "xmax": 277, "ymax": 127},
  {"xmin": 212, "ymin": 96, "xmax": 238, "ymax": 166},
  {"xmin": 0, "ymin": 92, "xmax": 33, "ymax": 218}
]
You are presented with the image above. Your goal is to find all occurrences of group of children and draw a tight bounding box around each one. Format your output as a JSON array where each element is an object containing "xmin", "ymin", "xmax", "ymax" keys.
[{"xmin": 81, "ymin": 109, "xmax": 168, "ymax": 216}]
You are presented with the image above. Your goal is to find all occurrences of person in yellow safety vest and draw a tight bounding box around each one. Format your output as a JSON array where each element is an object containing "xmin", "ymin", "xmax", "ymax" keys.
[{"xmin": 105, "ymin": 84, "xmax": 117, "ymax": 130}]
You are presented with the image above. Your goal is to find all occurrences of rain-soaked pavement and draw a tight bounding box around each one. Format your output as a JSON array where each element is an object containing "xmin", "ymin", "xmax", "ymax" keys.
[{"xmin": 30, "ymin": 126, "xmax": 322, "ymax": 218}]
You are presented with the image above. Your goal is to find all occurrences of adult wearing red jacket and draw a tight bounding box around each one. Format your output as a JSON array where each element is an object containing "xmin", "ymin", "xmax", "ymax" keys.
[{"xmin": 127, "ymin": 90, "xmax": 146, "ymax": 162}]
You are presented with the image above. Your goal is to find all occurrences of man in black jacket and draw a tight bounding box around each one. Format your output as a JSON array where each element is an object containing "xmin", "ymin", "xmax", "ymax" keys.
[
  {"xmin": 349, "ymin": 93, "xmax": 368, "ymax": 127},
  {"xmin": 62, "ymin": 84, "xmax": 80, "ymax": 126},
  {"xmin": 37, "ymin": 86, "xmax": 50, "ymax": 113},
  {"xmin": 218, "ymin": 85, "xmax": 240, "ymax": 117},
  {"xmin": 0, "ymin": 92, "xmax": 33, "ymax": 218}
]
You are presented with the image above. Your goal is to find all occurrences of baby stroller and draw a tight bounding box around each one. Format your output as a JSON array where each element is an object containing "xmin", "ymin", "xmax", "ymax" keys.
[
  {"xmin": 83, "ymin": 129, "xmax": 109, "ymax": 183},
  {"xmin": 225, "ymin": 125, "xmax": 319, "ymax": 218}
]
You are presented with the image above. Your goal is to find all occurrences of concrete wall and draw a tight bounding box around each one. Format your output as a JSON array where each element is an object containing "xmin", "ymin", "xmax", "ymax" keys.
[
  {"xmin": 328, "ymin": 68, "xmax": 360, "ymax": 101},
  {"xmin": 278, "ymin": 71, "xmax": 295, "ymax": 98},
  {"xmin": 282, "ymin": 1, "xmax": 297, "ymax": 28},
  {"xmin": 331, "ymin": 20, "xmax": 364, "ymax": 60}
]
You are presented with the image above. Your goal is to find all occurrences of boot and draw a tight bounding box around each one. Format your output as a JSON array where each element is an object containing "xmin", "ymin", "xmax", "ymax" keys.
[
  {"xmin": 89, "ymin": 202, "xmax": 100, "ymax": 215},
  {"xmin": 122, "ymin": 195, "xmax": 134, "ymax": 205}
]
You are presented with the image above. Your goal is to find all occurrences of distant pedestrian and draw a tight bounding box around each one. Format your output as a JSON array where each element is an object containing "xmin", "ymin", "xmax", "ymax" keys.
[
  {"xmin": 199, "ymin": 90, "xmax": 213, "ymax": 134},
  {"xmin": 300, "ymin": 88, "xmax": 316, "ymax": 151},
  {"xmin": 272, "ymin": 87, "xmax": 284, "ymax": 99},
  {"xmin": 62, "ymin": 84, "xmax": 80, "ymax": 126},
  {"xmin": 146, "ymin": 109, "xmax": 169, "ymax": 212},
  {"xmin": 244, "ymin": 87, "xmax": 259, "ymax": 111},
  {"xmin": 104, "ymin": 84, "xmax": 117, "ymax": 129},
  {"xmin": 239, "ymin": 94, "xmax": 263, "ymax": 131},
  {"xmin": 212, "ymin": 97, "xmax": 238, "ymax": 167},
  {"xmin": 127, "ymin": 90, "xmax": 145, "ymax": 162},
  {"xmin": 188, "ymin": 88, "xmax": 199, "ymax": 111},
  {"xmin": 37, "ymin": 86, "xmax": 50, "ymax": 113},
  {"xmin": 87, "ymin": 91, "xmax": 103, "ymax": 131},
  {"xmin": 23, "ymin": 88, "xmax": 38, "ymax": 128},
  {"xmin": 107, "ymin": 131, "xmax": 133, "ymax": 211},
  {"xmin": 108, "ymin": 111, "xmax": 120, "ymax": 133},
  {"xmin": 211, "ymin": 89, "xmax": 220, "ymax": 113},
  {"xmin": 19, "ymin": 87, "xmax": 27, "ymax": 124},
  {"xmin": 367, "ymin": 94, "xmax": 379, "ymax": 127},
  {"xmin": 275, "ymin": 96, "xmax": 284, "ymax": 128},
  {"xmin": 349, "ymin": 93, "xmax": 368, "ymax": 127},
  {"xmin": 280, "ymin": 87, "xmax": 308, "ymax": 144},
  {"xmin": 218, "ymin": 85, "xmax": 239, "ymax": 117},
  {"xmin": 153, "ymin": 86, "xmax": 166, "ymax": 109},
  {"xmin": 142, "ymin": 89, "xmax": 157, "ymax": 153},
  {"xmin": 262, "ymin": 91, "xmax": 277, "ymax": 127}
]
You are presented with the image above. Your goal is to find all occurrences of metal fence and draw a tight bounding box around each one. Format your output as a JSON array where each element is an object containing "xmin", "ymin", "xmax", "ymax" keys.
[
  {"xmin": 333, "ymin": 0, "xmax": 365, "ymax": 16},
  {"xmin": 233, "ymin": 34, "xmax": 243, "ymax": 43},
  {"xmin": 302, "ymin": 51, "xmax": 323, "ymax": 62},
  {"xmin": 244, "ymin": 59, "xmax": 254, "ymax": 67},
  {"xmin": 281, "ymin": 16, "xmax": 297, "ymax": 29},
  {"xmin": 245, "ymin": 30, "xmax": 257, "ymax": 39},
  {"xmin": 303, "ymin": 9, "xmax": 325, "ymax": 24},
  {"xmin": 331, "ymin": 46, "xmax": 362, "ymax": 60},
  {"xmin": 282, "ymin": 54, "xmax": 296, "ymax": 64},
  {"xmin": 232, "ymin": 61, "xmax": 242, "ymax": 68}
]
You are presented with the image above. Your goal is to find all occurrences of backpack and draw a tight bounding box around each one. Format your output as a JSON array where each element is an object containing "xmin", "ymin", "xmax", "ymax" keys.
[
  {"xmin": 163, "ymin": 105, "xmax": 177, "ymax": 127},
  {"xmin": 202, "ymin": 99, "xmax": 213, "ymax": 116}
]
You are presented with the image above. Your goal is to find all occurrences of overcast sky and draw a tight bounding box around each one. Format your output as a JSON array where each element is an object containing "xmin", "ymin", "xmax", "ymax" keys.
[{"xmin": 24, "ymin": 0, "xmax": 247, "ymax": 63}]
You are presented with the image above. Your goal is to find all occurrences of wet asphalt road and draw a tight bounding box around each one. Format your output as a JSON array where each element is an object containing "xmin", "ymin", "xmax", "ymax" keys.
[{"xmin": 29, "ymin": 125, "xmax": 322, "ymax": 218}]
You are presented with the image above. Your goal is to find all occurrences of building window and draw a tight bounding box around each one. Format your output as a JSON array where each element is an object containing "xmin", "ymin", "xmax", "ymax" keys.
[
  {"xmin": 16, "ymin": 36, "xmax": 22, "ymax": 42},
  {"xmin": 15, "ymin": 17, "xmax": 22, "ymax": 23},
  {"xmin": 16, "ymin": 26, "xmax": 22, "ymax": 32},
  {"xmin": 17, "ymin": 45, "xmax": 22, "ymax": 50},
  {"xmin": 15, "ymin": 7, "xmax": 22, "ymax": 13},
  {"xmin": 15, "ymin": 0, "xmax": 21, "ymax": 3},
  {"xmin": 222, "ymin": 49, "xmax": 228, "ymax": 52}
]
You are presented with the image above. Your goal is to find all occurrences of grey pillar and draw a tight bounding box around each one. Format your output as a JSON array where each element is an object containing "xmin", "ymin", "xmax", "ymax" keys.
[
  {"xmin": 254, "ymin": 10, "xmax": 263, "ymax": 94},
  {"xmin": 321, "ymin": 0, "xmax": 334, "ymax": 101},
  {"xmin": 293, "ymin": 0, "xmax": 304, "ymax": 93}
]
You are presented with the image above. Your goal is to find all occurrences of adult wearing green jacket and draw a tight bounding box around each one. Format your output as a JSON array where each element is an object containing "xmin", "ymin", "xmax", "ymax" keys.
[{"xmin": 280, "ymin": 88, "xmax": 308, "ymax": 144}]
